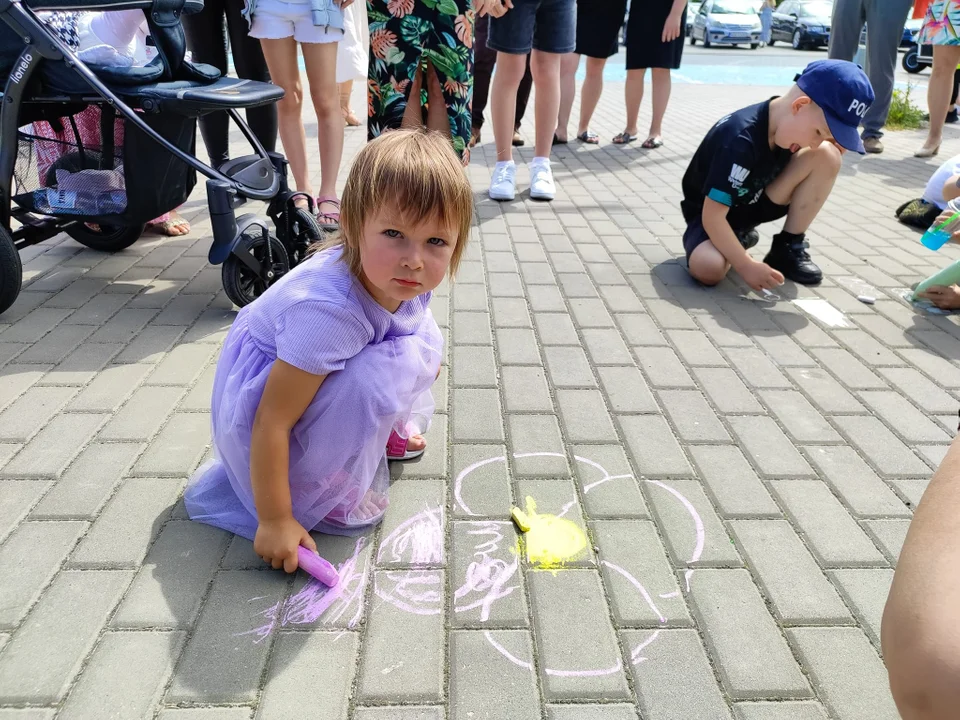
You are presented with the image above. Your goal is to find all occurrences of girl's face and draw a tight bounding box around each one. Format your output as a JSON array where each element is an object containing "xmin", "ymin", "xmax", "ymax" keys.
[{"xmin": 357, "ymin": 207, "xmax": 458, "ymax": 312}]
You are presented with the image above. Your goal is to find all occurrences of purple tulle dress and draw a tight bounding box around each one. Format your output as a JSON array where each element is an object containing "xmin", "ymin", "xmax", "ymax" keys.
[{"xmin": 184, "ymin": 246, "xmax": 443, "ymax": 540}]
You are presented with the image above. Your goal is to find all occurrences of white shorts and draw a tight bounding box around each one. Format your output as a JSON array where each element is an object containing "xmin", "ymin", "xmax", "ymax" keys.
[{"xmin": 249, "ymin": 0, "xmax": 342, "ymax": 44}]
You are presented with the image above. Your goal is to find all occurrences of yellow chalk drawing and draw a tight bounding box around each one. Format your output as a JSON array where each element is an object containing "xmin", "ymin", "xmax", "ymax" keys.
[{"xmin": 514, "ymin": 496, "xmax": 587, "ymax": 570}]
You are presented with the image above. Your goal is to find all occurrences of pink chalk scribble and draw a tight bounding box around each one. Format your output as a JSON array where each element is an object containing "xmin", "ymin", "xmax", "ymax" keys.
[
  {"xmin": 377, "ymin": 504, "xmax": 444, "ymax": 567},
  {"xmin": 630, "ymin": 630, "xmax": 662, "ymax": 665},
  {"xmin": 453, "ymin": 521, "xmax": 520, "ymax": 621},
  {"xmin": 374, "ymin": 569, "xmax": 444, "ymax": 615},
  {"xmin": 245, "ymin": 537, "xmax": 370, "ymax": 642}
]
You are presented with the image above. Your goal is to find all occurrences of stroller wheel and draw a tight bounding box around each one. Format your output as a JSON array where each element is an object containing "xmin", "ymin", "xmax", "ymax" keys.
[
  {"xmin": 65, "ymin": 223, "xmax": 145, "ymax": 252},
  {"xmin": 222, "ymin": 231, "xmax": 290, "ymax": 308},
  {"xmin": 0, "ymin": 226, "xmax": 22, "ymax": 316}
]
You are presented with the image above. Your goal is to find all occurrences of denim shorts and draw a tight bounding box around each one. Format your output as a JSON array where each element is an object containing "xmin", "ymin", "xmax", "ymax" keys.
[{"xmin": 488, "ymin": 0, "xmax": 577, "ymax": 55}]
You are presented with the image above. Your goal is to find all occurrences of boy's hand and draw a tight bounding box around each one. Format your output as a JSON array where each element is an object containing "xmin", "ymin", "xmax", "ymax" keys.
[
  {"xmin": 917, "ymin": 284, "xmax": 960, "ymax": 310},
  {"xmin": 254, "ymin": 515, "xmax": 317, "ymax": 573},
  {"xmin": 736, "ymin": 257, "xmax": 784, "ymax": 292},
  {"xmin": 477, "ymin": 0, "xmax": 509, "ymax": 16}
]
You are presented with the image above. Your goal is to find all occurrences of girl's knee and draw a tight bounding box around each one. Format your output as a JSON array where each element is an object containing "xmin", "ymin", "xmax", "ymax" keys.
[{"xmin": 277, "ymin": 82, "xmax": 304, "ymax": 112}]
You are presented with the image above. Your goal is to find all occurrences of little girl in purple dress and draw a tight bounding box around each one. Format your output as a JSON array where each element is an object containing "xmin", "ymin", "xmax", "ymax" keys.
[{"xmin": 185, "ymin": 129, "xmax": 473, "ymax": 574}]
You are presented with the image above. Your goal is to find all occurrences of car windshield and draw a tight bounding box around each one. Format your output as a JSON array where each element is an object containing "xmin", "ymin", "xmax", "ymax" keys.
[
  {"xmin": 710, "ymin": 0, "xmax": 756, "ymax": 13},
  {"xmin": 799, "ymin": 1, "xmax": 832, "ymax": 16}
]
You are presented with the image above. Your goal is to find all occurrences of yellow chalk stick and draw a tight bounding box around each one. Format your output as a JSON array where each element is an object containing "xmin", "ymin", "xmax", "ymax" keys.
[{"xmin": 510, "ymin": 507, "xmax": 530, "ymax": 533}]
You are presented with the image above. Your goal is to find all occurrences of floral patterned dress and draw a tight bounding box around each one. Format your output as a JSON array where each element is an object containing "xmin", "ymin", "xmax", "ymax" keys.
[
  {"xmin": 367, "ymin": 0, "xmax": 474, "ymax": 164},
  {"xmin": 919, "ymin": 0, "xmax": 960, "ymax": 45}
]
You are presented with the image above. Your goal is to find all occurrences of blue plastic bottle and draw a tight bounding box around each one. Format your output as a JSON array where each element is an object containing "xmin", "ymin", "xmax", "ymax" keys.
[{"xmin": 921, "ymin": 202, "xmax": 960, "ymax": 251}]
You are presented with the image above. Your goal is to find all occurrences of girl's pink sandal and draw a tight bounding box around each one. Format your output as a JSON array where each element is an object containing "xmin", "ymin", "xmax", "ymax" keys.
[
  {"xmin": 316, "ymin": 195, "xmax": 341, "ymax": 228},
  {"xmin": 386, "ymin": 430, "xmax": 424, "ymax": 461}
]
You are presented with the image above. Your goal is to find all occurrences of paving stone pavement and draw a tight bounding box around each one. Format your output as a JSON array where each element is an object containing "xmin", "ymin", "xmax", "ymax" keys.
[{"xmin": 1, "ymin": 81, "xmax": 958, "ymax": 718}]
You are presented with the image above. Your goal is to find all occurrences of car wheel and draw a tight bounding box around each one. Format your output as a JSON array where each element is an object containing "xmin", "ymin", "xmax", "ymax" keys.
[
  {"xmin": 902, "ymin": 47, "xmax": 923, "ymax": 73},
  {"xmin": 768, "ymin": 38, "xmax": 775, "ymax": 46},
  {"xmin": 793, "ymin": 29, "xmax": 804, "ymax": 49},
  {"xmin": 690, "ymin": 34, "xmax": 696, "ymax": 45},
  {"xmin": 751, "ymin": 42, "xmax": 759, "ymax": 49},
  {"xmin": 703, "ymin": 32, "xmax": 711, "ymax": 47}
]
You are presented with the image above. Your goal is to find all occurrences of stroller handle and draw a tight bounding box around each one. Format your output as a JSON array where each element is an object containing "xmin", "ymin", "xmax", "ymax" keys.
[{"xmin": 22, "ymin": 0, "xmax": 204, "ymax": 13}]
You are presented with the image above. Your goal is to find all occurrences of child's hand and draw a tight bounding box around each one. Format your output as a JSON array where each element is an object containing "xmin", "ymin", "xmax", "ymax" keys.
[
  {"xmin": 254, "ymin": 516, "xmax": 317, "ymax": 573},
  {"xmin": 916, "ymin": 284, "xmax": 960, "ymax": 310},
  {"xmin": 737, "ymin": 258, "xmax": 785, "ymax": 293}
]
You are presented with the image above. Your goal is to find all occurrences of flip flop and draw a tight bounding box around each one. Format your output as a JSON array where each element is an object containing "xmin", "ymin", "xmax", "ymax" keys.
[
  {"xmin": 316, "ymin": 195, "xmax": 341, "ymax": 227},
  {"xmin": 553, "ymin": 134, "xmax": 568, "ymax": 145},
  {"xmin": 386, "ymin": 430, "xmax": 425, "ymax": 461},
  {"xmin": 613, "ymin": 131, "xmax": 638, "ymax": 145},
  {"xmin": 641, "ymin": 136, "xmax": 664, "ymax": 149},
  {"xmin": 148, "ymin": 216, "xmax": 191, "ymax": 236},
  {"xmin": 577, "ymin": 130, "xmax": 599, "ymax": 144}
]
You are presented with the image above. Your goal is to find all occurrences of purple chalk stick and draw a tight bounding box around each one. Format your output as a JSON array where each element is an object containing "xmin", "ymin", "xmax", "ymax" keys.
[{"xmin": 297, "ymin": 546, "xmax": 339, "ymax": 587}]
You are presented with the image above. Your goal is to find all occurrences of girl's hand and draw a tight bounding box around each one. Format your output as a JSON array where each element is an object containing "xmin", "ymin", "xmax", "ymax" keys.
[
  {"xmin": 254, "ymin": 515, "xmax": 318, "ymax": 573},
  {"xmin": 916, "ymin": 284, "xmax": 960, "ymax": 310},
  {"xmin": 662, "ymin": 10, "xmax": 683, "ymax": 42}
]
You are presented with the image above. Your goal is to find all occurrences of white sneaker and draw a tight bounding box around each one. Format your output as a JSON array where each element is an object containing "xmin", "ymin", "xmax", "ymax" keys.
[
  {"xmin": 489, "ymin": 161, "xmax": 517, "ymax": 201},
  {"xmin": 529, "ymin": 158, "xmax": 555, "ymax": 201}
]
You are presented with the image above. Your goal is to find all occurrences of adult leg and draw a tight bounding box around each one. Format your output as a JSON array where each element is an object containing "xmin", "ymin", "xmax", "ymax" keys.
[
  {"xmin": 225, "ymin": 0, "xmax": 279, "ymax": 154},
  {"xmin": 578, "ymin": 56, "xmax": 607, "ymax": 136},
  {"xmin": 472, "ymin": 16, "xmax": 497, "ymax": 137},
  {"xmin": 182, "ymin": 0, "xmax": 231, "ymax": 167},
  {"xmin": 491, "ymin": 52, "xmax": 528, "ymax": 163},
  {"xmin": 530, "ymin": 49, "xmax": 563, "ymax": 159},
  {"xmin": 920, "ymin": 45, "xmax": 960, "ymax": 155},
  {"xmin": 883, "ymin": 432, "xmax": 960, "ymax": 720},
  {"xmin": 617, "ymin": 68, "xmax": 644, "ymax": 141},
  {"xmin": 424, "ymin": 61, "xmax": 453, "ymax": 138},
  {"xmin": 515, "ymin": 55, "xmax": 534, "ymax": 132},
  {"xmin": 646, "ymin": 66, "xmax": 671, "ymax": 142},
  {"xmin": 827, "ymin": 0, "xmax": 864, "ymax": 62},
  {"xmin": 260, "ymin": 38, "xmax": 312, "ymax": 197},
  {"xmin": 861, "ymin": 0, "xmax": 913, "ymax": 141},
  {"xmin": 302, "ymin": 41, "xmax": 345, "ymax": 217},
  {"xmin": 557, "ymin": 52, "xmax": 580, "ymax": 142},
  {"xmin": 340, "ymin": 80, "xmax": 361, "ymax": 126}
]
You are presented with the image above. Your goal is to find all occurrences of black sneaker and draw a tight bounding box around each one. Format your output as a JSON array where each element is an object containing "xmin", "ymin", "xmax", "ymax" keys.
[
  {"xmin": 948, "ymin": 108, "xmax": 959, "ymax": 124},
  {"xmin": 763, "ymin": 234, "xmax": 823, "ymax": 285},
  {"xmin": 736, "ymin": 227, "xmax": 760, "ymax": 250}
]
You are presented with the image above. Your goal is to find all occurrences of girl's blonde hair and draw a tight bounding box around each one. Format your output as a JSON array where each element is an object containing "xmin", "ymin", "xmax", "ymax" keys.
[{"xmin": 314, "ymin": 129, "xmax": 474, "ymax": 277}]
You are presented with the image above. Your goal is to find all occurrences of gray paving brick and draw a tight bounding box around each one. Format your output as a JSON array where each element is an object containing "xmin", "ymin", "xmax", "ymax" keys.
[
  {"xmin": 0, "ymin": 710, "xmax": 53, "ymax": 719},
  {"xmin": 809, "ymin": 348, "xmax": 886, "ymax": 389},
  {"xmin": 695, "ymin": 313, "xmax": 755, "ymax": 348},
  {"xmin": 771, "ymin": 480, "xmax": 887, "ymax": 567},
  {"xmin": 787, "ymin": 628, "xmax": 900, "ymax": 720},
  {"xmin": 728, "ymin": 416, "xmax": 814, "ymax": 477},
  {"xmin": 449, "ymin": 630, "xmax": 540, "ymax": 720},
  {"xmin": 618, "ymin": 416, "xmax": 692, "ymax": 477},
  {"xmin": 693, "ymin": 367, "xmax": 764, "ymax": 414},
  {"xmin": 132, "ymin": 412, "xmax": 210, "ymax": 476},
  {"xmin": 68, "ymin": 478, "xmax": 181, "ymax": 569},
  {"xmin": 179, "ymin": 363, "xmax": 216, "ymax": 411},
  {"xmin": 877, "ymin": 367, "xmax": 959, "ymax": 414},
  {"xmin": 555, "ymin": 389, "xmax": 618, "ymax": 443},
  {"xmin": 666, "ymin": 329, "xmax": 727, "ymax": 366},
  {"xmin": 831, "ymin": 415, "xmax": 933, "ymax": 476},
  {"xmin": 353, "ymin": 708, "xmax": 443, "ymax": 720},
  {"xmin": 451, "ymin": 520, "xmax": 526, "ymax": 627},
  {"xmin": 491, "ymin": 298, "xmax": 532, "ymax": 328},
  {"xmin": 60, "ymin": 293, "xmax": 129, "ymax": 327},
  {"xmin": 99, "ymin": 386, "xmax": 187, "ymax": 441},
  {"xmin": 0, "ymin": 479, "xmax": 50, "ymax": 543},
  {"xmin": 454, "ymin": 312, "xmax": 493, "ymax": 345},
  {"xmin": 724, "ymin": 348, "xmax": 792, "ymax": 389},
  {"xmin": 145, "ymin": 343, "xmax": 218, "ymax": 386},
  {"xmin": 834, "ymin": 330, "xmax": 903, "ymax": 367},
  {"xmin": 758, "ymin": 390, "xmax": 841, "ymax": 443},
  {"xmin": 114, "ymin": 325, "xmax": 186, "ymax": 365},
  {"xmin": 496, "ymin": 328, "xmax": 541, "ymax": 365},
  {"xmin": 688, "ymin": 446, "xmax": 780, "ymax": 518},
  {"xmin": 581, "ymin": 328, "xmax": 634, "ymax": 366},
  {"xmin": 0, "ymin": 570, "xmax": 132, "ymax": 703},
  {"xmin": 2, "ymin": 413, "xmax": 108, "ymax": 479},
  {"xmin": 488, "ymin": 273, "xmax": 525, "ymax": 299},
  {"xmin": 689, "ymin": 569, "xmax": 810, "ymax": 699},
  {"xmin": 622, "ymin": 628, "xmax": 734, "ymax": 720},
  {"xmin": 535, "ymin": 313, "xmax": 580, "ymax": 345},
  {"xmin": 392, "ymin": 414, "xmax": 447, "ymax": 479},
  {"xmin": 257, "ymin": 632, "xmax": 358, "ymax": 720},
  {"xmin": 657, "ymin": 390, "xmax": 730, "ymax": 443},
  {"xmin": 617, "ymin": 313, "xmax": 667, "ymax": 346},
  {"xmin": 0, "ymin": 386, "xmax": 77, "ymax": 442},
  {"xmin": 452, "ymin": 444, "xmax": 510, "ymax": 517},
  {"xmin": 59, "ymin": 630, "xmax": 185, "ymax": 720},
  {"xmin": 16, "ymin": 324, "xmax": 95, "ymax": 365},
  {"xmin": 636, "ymin": 347, "xmax": 696, "ymax": 389},
  {"xmin": 544, "ymin": 346, "xmax": 596, "ymax": 387},
  {"xmin": 734, "ymin": 702, "xmax": 829, "ymax": 720},
  {"xmin": 730, "ymin": 520, "xmax": 851, "ymax": 624},
  {"xmin": 68, "ymin": 363, "xmax": 153, "ymax": 412},
  {"xmin": 508, "ymin": 415, "xmax": 569, "ymax": 476},
  {"xmin": 452, "ymin": 345, "xmax": 498, "ymax": 388},
  {"xmin": 569, "ymin": 298, "xmax": 615, "ymax": 328},
  {"xmin": 0, "ymin": 520, "xmax": 87, "ymax": 629},
  {"xmin": 112, "ymin": 520, "xmax": 229, "ymax": 629},
  {"xmin": 593, "ymin": 520, "xmax": 690, "ymax": 627},
  {"xmin": 858, "ymin": 390, "xmax": 952, "ymax": 443},
  {"xmin": 829, "ymin": 569, "xmax": 894, "ymax": 650},
  {"xmin": 501, "ymin": 366, "xmax": 553, "ymax": 412},
  {"xmin": 166, "ymin": 570, "xmax": 286, "ymax": 703},
  {"xmin": 596, "ymin": 365, "xmax": 658, "ymax": 413},
  {"xmin": 547, "ymin": 705, "xmax": 638, "ymax": 720},
  {"xmin": 453, "ymin": 284, "xmax": 488, "ymax": 312},
  {"xmin": 895, "ymin": 348, "xmax": 960, "ymax": 388},
  {"xmin": 358, "ymin": 570, "xmax": 444, "ymax": 703},
  {"xmin": 528, "ymin": 569, "xmax": 630, "ymax": 700},
  {"xmin": 646, "ymin": 478, "xmax": 741, "ymax": 568},
  {"xmin": 751, "ymin": 334, "xmax": 816, "ymax": 367},
  {"xmin": 643, "ymin": 298, "xmax": 697, "ymax": 330},
  {"xmin": 572, "ymin": 444, "xmax": 648, "ymax": 518},
  {"xmin": 0, "ymin": 308, "xmax": 72, "ymax": 344},
  {"xmin": 783, "ymin": 366, "xmax": 866, "ymax": 414},
  {"xmin": 863, "ymin": 519, "xmax": 910, "ymax": 564},
  {"xmin": 802, "ymin": 445, "xmax": 910, "ymax": 517},
  {"xmin": 376, "ymin": 477, "xmax": 444, "ymax": 568},
  {"xmin": 87, "ymin": 308, "xmax": 157, "ymax": 344}
]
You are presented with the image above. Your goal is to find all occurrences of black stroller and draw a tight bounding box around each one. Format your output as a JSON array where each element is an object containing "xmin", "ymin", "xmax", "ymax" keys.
[{"xmin": 0, "ymin": 0, "xmax": 323, "ymax": 315}]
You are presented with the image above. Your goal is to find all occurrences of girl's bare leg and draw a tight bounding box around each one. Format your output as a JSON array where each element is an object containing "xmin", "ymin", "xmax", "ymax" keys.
[
  {"xmin": 260, "ymin": 38, "xmax": 312, "ymax": 201},
  {"xmin": 302, "ymin": 41, "xmax": 344, "ymax": 216}
]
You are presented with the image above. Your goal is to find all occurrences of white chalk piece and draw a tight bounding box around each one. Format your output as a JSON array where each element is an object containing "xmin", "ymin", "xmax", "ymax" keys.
[
  {"xmin": 792, "ymin": 298, "xmax": 854, "ymax": 328},
  {"xmin": 857, "ymin": 295, "xmax": 875, "ymax": 305}
]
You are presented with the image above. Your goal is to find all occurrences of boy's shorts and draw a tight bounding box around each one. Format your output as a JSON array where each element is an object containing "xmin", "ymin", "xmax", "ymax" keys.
[
  {"xmin": 682, "ymin": 192, "xmax": 789, "ymax": 261},
  {"xmin": 488, "ymin": 0, "xmax": 577, "ymax": 55}
]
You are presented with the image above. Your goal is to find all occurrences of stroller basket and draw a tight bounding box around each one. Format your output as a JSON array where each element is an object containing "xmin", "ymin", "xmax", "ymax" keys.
[{"xmin": 13, "ymin": 103, "xmax": 196, "ymax": 225}]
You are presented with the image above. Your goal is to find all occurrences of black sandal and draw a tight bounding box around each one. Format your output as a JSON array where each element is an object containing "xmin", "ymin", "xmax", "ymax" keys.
[
  {"xmin": 613, "ymin": 131, "xmax": 638, "ymax": 145},
  {"xmin": 577, "ymin": 130, "xmax": 599, "ymax": 144},
  {"xmin": 641, "ymin": 136, "xmax": 664, "ymax": 149}
]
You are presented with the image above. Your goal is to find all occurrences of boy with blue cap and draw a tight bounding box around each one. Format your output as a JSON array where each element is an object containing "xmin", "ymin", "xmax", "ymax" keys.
[{"xmin": 680, "ymin": 59, "xmax": 874, "ymax": 289}]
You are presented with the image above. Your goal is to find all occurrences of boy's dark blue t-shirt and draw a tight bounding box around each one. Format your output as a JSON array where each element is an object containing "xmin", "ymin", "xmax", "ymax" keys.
[{"xmin": 681, "ymin": 99, "xmax": 793, "ymax": 223}]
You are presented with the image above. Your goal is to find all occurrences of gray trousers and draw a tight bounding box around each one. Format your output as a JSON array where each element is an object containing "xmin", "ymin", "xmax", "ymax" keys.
[{"xmin": 828, "ymin": 0, "xmax": 913, "ymax": 139}]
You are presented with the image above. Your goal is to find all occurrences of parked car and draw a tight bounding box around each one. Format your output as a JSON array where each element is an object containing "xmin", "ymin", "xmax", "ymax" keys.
[
  {"xmin": 903, "ymin": 43, "xmax": 933, "ymax": 73},
  {"xmin": 690, "ymin": 0, "xmax": 762, "ymax": 48},
  {"xmin": 902, "ymin": 17, "xmax": 922, "ymax": 48},
  {"xmin": 687, "ymin": 1, "xmax": 702, "ymax": 35},
  {"xmin": 770, "ymin": 0, "xmax": 832, "ymax": 49}
]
